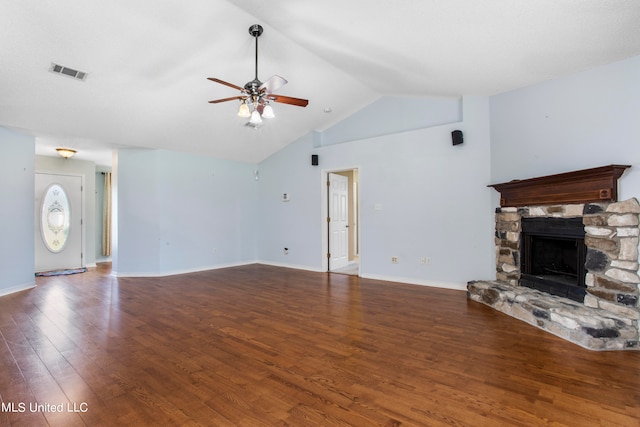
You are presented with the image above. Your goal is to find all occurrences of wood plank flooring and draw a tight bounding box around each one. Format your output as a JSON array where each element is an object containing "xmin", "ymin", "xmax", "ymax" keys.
[{"xmin": 0, "ymin": 263, "xmax": 638, "ymax": 426}]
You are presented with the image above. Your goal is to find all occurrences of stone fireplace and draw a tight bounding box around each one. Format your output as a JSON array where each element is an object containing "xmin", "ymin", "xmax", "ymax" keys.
[{"xmin": 468, "ymin": 165, "xmax": 640, "ymax": 350}]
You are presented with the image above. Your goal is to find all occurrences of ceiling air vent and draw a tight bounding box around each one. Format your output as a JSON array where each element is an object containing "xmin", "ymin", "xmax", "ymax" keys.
[{"xmin": 50, "ymin": 63, "xmax": 88, "ymax": 81}]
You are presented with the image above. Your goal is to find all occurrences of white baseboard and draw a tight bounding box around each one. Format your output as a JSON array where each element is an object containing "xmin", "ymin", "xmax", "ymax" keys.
[
  {"xmin": 255, "ymin": 260, "xmax": 323, "ymax": 273},
  {"xmin": 0, "ymin": 281, "xmax": 36, "ymax": 297},
  {"xmin": 113, "ymin": 261, "xmax": 256, "ymax": 278},
  {"xmin": 115, "ymin": 261, "xmax": 323, "ymax": 278},
  {"xmin": 358, "ymin": 273, "xmax": 467, "ymax": 291},
  {"xmin": 111, "ymin": 261, "xmax": 467, "ymax": 292},
  {"xmin": 256, "ymin": 262, "xmax": 466, "ymax": 291}
]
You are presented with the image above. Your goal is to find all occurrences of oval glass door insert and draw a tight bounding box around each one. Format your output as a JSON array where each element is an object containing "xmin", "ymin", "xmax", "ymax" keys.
[{"xmin": 41, "ymin": 184, "xmax": 71, "ymax": 252}]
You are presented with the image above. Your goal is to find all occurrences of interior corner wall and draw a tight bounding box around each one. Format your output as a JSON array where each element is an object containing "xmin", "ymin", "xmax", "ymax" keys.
[
  {"xmin": 114, "ymin": 148, "xmax": 259, "ymax": 277},
  {"xmin": 257, "ymin": 96, "xmax": 495, "ymax": 289},
  {"xmin": 489, "ymin": 54, "xmax": 640, "ymax": 199},
  {"xmin": 255, "ymin": 132, "xmax": 325, "ymax": 272},
  {"xmin": 0, "ymin": 127, "xmax": 35, "ymax": 295}
]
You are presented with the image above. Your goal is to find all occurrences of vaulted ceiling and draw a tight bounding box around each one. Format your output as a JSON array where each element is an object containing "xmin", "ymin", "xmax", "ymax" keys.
[{"xmin": 2, "ymin": 1, "xmax": 640, "ymax": 166}]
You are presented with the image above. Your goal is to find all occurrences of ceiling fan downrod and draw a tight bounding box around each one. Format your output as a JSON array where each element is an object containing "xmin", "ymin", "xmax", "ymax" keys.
[{"xmin": 249, "ymin": 24, "xmax": 263, "ymax": 83}]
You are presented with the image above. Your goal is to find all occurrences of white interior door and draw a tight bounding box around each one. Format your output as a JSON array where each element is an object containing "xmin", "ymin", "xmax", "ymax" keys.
[
  {"xmin": 329, "ymin": 173, "xmax": 349, "ymax": 270},
  {"xmin": 35, "ymin": 173, "xmax": 83, "ymax": 272}
]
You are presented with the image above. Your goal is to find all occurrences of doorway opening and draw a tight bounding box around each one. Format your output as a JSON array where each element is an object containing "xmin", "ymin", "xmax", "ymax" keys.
[
  {"xmin": 35, "ymin": 172, "xmax": 84, "ymax": 272},
  {"xmin": 324, "ymin": 169, "xmax": 360, "ymax": 275}
]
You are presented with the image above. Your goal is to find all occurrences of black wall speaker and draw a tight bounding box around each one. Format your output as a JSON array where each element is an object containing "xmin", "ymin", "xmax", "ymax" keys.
[
  {"xmin": 451, "ymin": 130, "xmax": 463, "ymax": 146},
  {"xmin": 311, "ymin": 154, "xmax": 319, "ymax": 166}
]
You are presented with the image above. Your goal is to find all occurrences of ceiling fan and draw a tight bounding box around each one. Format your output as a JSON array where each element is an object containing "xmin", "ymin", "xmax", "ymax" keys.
[{"xmin": 208, "ymin": 24, "xmax": 309, "ymax": 127}]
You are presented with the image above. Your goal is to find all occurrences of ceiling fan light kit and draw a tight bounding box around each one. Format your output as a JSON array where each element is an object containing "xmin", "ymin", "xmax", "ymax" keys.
[{"xmin": 208, "ymin": 24, "xmax": 308, "ymax": 128}]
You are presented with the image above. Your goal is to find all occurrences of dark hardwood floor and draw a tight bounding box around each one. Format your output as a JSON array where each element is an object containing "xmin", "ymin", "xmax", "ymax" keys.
[{"xmin": 0, "ymin": 263, "xmax": 638, "ymax": 426}]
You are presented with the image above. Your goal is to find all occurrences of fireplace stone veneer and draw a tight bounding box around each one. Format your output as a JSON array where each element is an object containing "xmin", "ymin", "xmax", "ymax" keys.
[{"xmin": 468, "ymin": 166, "xmax": 639, "ymax": 350}]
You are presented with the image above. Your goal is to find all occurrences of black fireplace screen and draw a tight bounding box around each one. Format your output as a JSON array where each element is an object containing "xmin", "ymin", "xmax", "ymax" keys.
[{"xmin": 520, "ymin": 217, "xmax": 587, "ymax": 302}]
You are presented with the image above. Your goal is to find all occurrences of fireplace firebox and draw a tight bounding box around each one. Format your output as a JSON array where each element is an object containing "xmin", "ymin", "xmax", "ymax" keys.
[{"xmin": 520, "ymin": 217, "xmax": 587, "ymax": 302}]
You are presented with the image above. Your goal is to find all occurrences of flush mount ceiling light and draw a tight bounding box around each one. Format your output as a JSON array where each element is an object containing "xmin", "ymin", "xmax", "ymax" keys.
[
  {"xmin": 207, "ymin": 24, "xmax": 309, "ymax": 128},
  {"xmin": 56, "ymin": 148, "xmax": 76, "ymax": 159}
]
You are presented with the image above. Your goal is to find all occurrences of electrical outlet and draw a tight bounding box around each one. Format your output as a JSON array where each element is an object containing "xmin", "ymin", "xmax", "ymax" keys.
[{"xmin": 391, "ymin": 256, "xmax": 399, "ymax": 264}]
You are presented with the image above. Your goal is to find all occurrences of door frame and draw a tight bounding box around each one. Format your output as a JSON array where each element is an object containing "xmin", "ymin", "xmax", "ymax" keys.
[
  {"xmin": 321, "ymin": 167, "xmax": 361, "ymax": 273},
  {"xmin": 35, "ymin": 170, "xmax": 86, "ymax": 271}
]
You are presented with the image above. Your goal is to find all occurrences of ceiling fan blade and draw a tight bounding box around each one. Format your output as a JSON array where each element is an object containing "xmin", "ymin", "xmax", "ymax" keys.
[
  {"xmin": 267, "ymin": 94, "xmax": 309, "ymax": 107},
  {"xmin": 207, "ymin": 77, "xmax": 244, "ymax": 91},
  {"xmin": 208, "ymin": 96, "xmax": 245, "ymax": 104},
  {"xmin": 259, "ymin": 75, "xmax": 287, "ymax": 93}
]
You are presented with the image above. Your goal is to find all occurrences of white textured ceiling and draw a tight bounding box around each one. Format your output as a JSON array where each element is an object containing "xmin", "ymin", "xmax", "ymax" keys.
[{"xmin": 1, "ymin": 0, "xmax": 640, "ymax": 166}]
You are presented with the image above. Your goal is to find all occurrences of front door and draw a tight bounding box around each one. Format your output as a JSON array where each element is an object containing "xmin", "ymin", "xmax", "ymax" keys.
[
  {"xmin": 328, "ymin": 173, "xmax": 349, "ymax": 270},
  {"xmin": 35, "ymin": 173, "xmax": 83, "ymax": 272}
]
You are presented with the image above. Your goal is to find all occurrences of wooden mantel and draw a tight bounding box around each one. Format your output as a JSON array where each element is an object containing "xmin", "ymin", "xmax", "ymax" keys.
[{"xmin": 489, "ymin": 165, "xmax": 631, "ymax": 207}]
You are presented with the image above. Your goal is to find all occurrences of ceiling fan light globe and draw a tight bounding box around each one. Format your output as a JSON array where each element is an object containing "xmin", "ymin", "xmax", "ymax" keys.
[
  {"xmin": 249, "ymin": 110, "xmax": 263, "ymax": 124},
  {"xmin": 237, "ymin": 102, "xmax": 251, "ymax": 118},
  {"xmin": 262, "ymin": 105, "xmax": 275, "ymax": 119}
]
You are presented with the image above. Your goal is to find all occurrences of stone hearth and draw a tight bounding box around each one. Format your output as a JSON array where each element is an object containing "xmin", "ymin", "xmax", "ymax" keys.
[
  {"xmin": 468, "ymin": 166, "xmax": 639, "ymax": 351},
  {"xmin": 468, "ymin": 281, "xmax": 638, "ymax": 350}
]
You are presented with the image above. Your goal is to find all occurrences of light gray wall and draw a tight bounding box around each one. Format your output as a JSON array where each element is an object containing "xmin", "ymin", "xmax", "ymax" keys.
[
  {"xmin": 0, "ymin": 127, "xmax": 35, "ymax": 295},
  {"xmin": 3, "ymin": 54, "xmax": 639, "ymax": 294},
  {"xmin": 490, "ymin": 54, "xmax": 640, "ymax": 199},
  {"xmin": 318, "ymin": 96, "xmax": 462, "ymax": 146},
  {"xmin": 35, "ymin": 155, "xmax": 97, "ymax": 267},
  {"xmin": 114, "ymin": 148, "xmax": 259, "ymax": 276},
  {"xmin": 490, "ymin": 54, "xmax": 640, "ymax": 278},
  {"xmin": 112, "ymin": 96, "xmax": 492, "ymax": 288},
  {"xmin": 255, "ymin": 132, "xmax": 324, "ymax": 271},
  {"xmin": 257, "ymin": 96, "xmax": 495, "ymax": 289}
]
